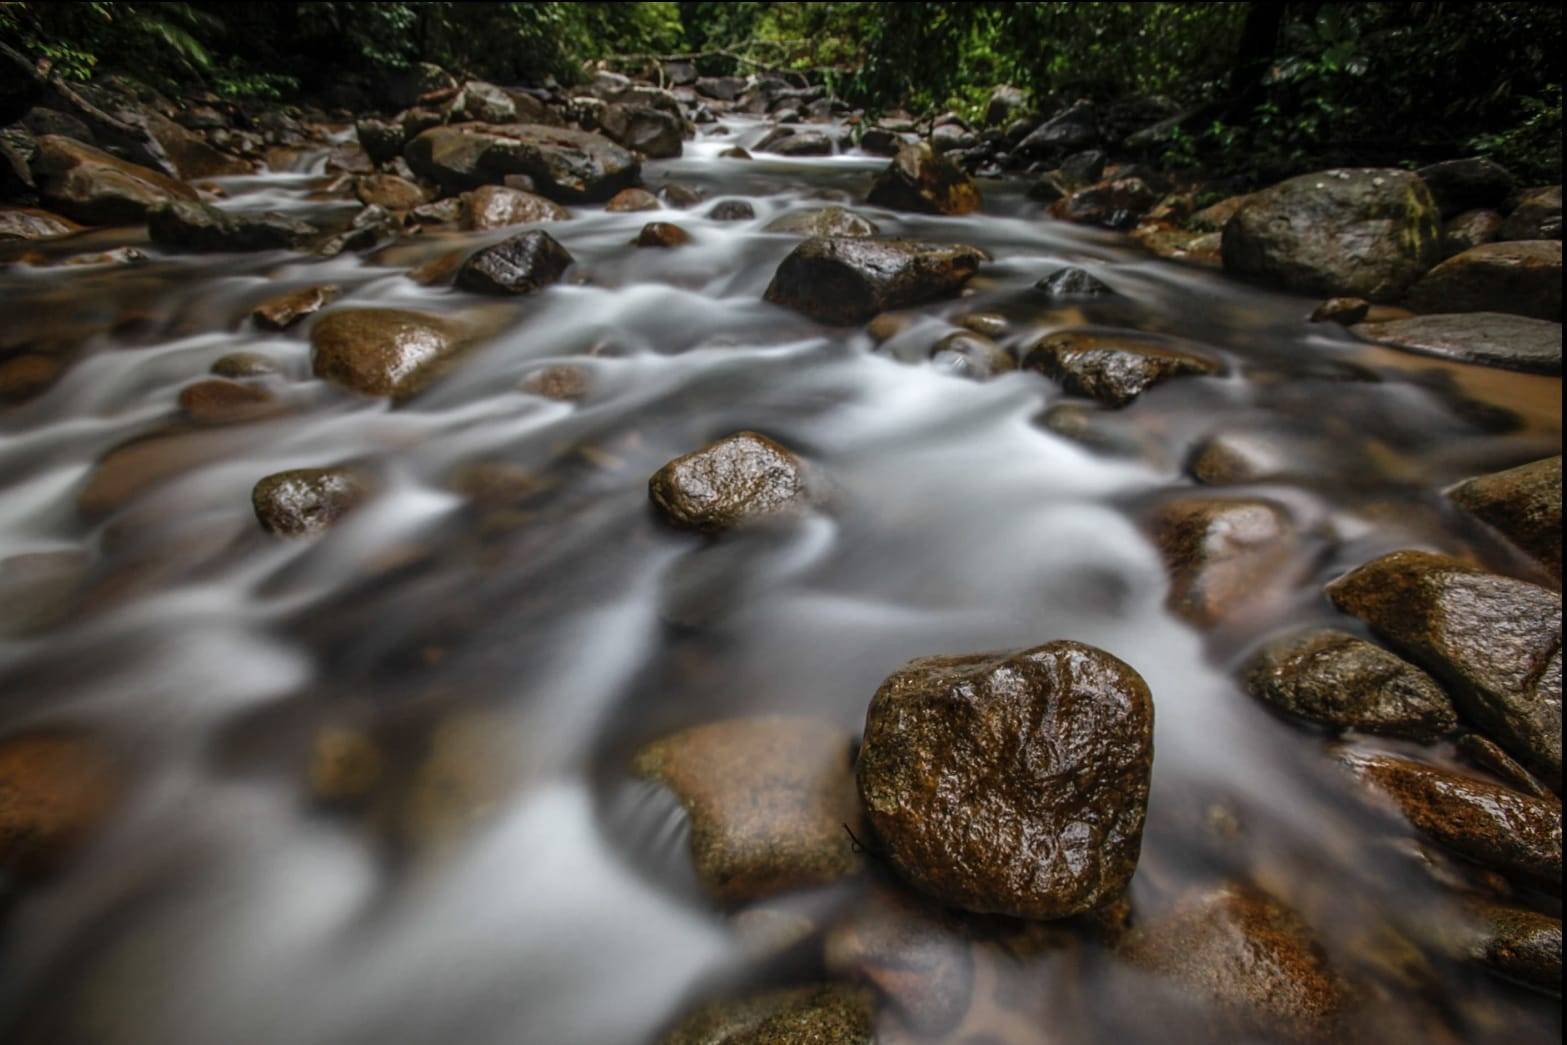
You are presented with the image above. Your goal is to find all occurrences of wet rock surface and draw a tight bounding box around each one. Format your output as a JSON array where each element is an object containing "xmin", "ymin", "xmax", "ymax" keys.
[
  {"xmin": 309, "ymin": 307, "xmax": 469, "ymax": 400},
  {"xmin": 634, "ymin": 221, "xmax": 691, "ymax": 248},
  {"xmin": 177, "ymin": 378, "xmax": 280, "ymax": 425},
  {"xmin": 30, "ymin": 134, "xmax": 198, "ymax": 224},
  {"xmin": 856, "ymin": 640, "xmax": 1154, "ymax": 918},
  {"xmin": 1245, "ymin": 628, "xmax": 1459, "ymax": 739},
  {"xmin": 1222, "ymin": 168, "xmax": 1440, "ymax": 301},
  {"xmin": 455, "ymin": 229, "xmax": 574, "ymax": 295},
  {"xmin": 0, "ymin": 730, "xmax": 119, "ymax": 878},
  {"xmin": 1445, "ymin": 455, "xmax": 1561, "ymax": 578},
  {"xmin": 865, "ymin": 142, "xmax": 981, "ymax": 215},
  {"xmin": 462, "ymin": 184, "xmax": 570, "ymax": 230},
  {"xmin": 1328, "ymin": 550, "xmax": 1562, "ymax": 791},
  {"xmin": 1150, "ymin": 497, "xmax": 1298, "ymax": 629},
  {"xmin": 1463, "ymin": 901, "xmax": 1563, "ymax": 994},
  {"xmin": 632, "ymin": 716, "xmax": 862, "ymax": 903},
  {"xmin": 648, "ymin": 431, "xmax": 812, "ymax": 534},
  {"xmin": 1353, "ymin": 311, "xmax": 1562, "ymax": 374},
  {"xmin": 660, "ymin": 984, "xmax": 874, "ymax": 1045},
  {"xmin": 764, "ymin": 206, "xmax": 878, "ymax": 238},
  {"xmin": 1343, "ymin": 752, "xmax": 1562, "ymax": 887},
  {"xmin": 1021, "ymin": 330, "xmax": 1220, "ymax": 406},
  {"xmin": 403, "ymin": 123, "xmax": 640, "ymax": 201},
  {"xmin": 763, "ymin": 237, "xmax": 987, "ymax": 325},
  {"xmin": 148, "ymin": 199, "xmax": 317, "ymax": 252},
  {"xmin": 252, "ymin": 284, "xmax": 341, "ymax": 330},
  {"xmin": 1406, "ymin": 240, "xmax": 1562, "ymax": 321},
  {"xmin": 252, "ymin": 466, "xmax": 370, "ymax": 536},
  {"xmin": 1498, "ymin": 185, "xmax": 1562, "ymax": 241},
  {"xmin": 1036, "ymin": 266, "xmax": 1113, "ymax": 297},
  {"xmin": 1118, "ymin": 885, "xmax": 1351, "ymax": 1042}
]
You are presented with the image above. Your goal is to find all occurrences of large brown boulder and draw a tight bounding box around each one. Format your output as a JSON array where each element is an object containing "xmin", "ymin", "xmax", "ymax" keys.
[
  {"xmin": 632, "ymin": 716, "xmax": 862, "ymax": 903},
  {"xmin": 1118, "ymin": 885, "xmax": 1350, "ymax": 1042},
  {"xmin": 856, "ymin": 640, "xmax": 1154, "ymax": 919},
  {"xmin": 143, "ymin": 111, "xmax": 251, "ymax": 179},
  {"xmin": 1328, "ymin": 550, "xmax": 1562, "ymax": 790},
  {"xmin": 764, "ymin": 237, "xmax": 987, "ymax": 325},
  {"xmin": 1021, "ymin": 330, "xmax": 1220, "ymax": 407},
  {"xmin": 1343, "ymin": 752, "xmax": 1561, "ymax": 888},
  {"xmin": 648, "ymin": 431, "xmax": 813, "ymax": 534},
  {"xmin": 1446, "ymin": 455, "xmax": 1561, "ymax": 578},
  {"xmin": 30, "ymin": 134, "xmax": 197, "ymax": 225},
  {"xmin": 403, "ymin": 123, "xmax": 640, "ymax": 202},
  {"xmin": 597, "ymin": 103, "xmax": 684, "ymax": 159},
  {"xmin": 1406, "ymin": 240, "xmax": 1562, "ymax": 321},
  {"xmin": 252, "ymin": 466, "xmax": 370, "ymax": 536},
  {"xmin": 310, "ymin": 308, "xmax": 470, "ymax": 400},
  {"xmin": 1222, "ymin": 168, "xmax": 1441, "ymax": 301},
  {"xmin": 1352, "ymin": 312, "xmax": 1561, "ymax": 374},
  {"xmin": 462, "ymin": 184, "xmax": 569, "ymax": 230},
  {"xmin": 148, "ymin": 199, "xmax": 317, "ymax": 252},
  {"xmin": 1461, "ymin": 901, "xmax": 1562, "ymax": 993},
  {"xmin": 1245, "ymin": 628, "xmax": 1459, "ymax": 740},
  {"xmin": 866, "ymin": 142, "xmax": 981, "ymax": 215},
  {"xmin": 0, "ymin": 206, "xmax": 80, "ymax": 240}
]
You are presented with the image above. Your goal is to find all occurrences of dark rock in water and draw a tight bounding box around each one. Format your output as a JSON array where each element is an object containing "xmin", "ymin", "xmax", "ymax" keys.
[
  {"xmin": 1498, "ymin": 185, "xmax": 1562, "ymax": 241},
  {"xmin": 694, "ymin": 76, "xmax": 746, "ymax": 103},
  {"xmin": 1328, "ymin": 550, "xmax": 1562, "ymax": 791},
  {"xmin": 1342, "ymin": 752, "xmax": 1562, "ymax": 887},
  {"xmin": 1037, "ymin": 267, "xmax": 1113, "ymax": 297},
  {"xmin": 717, "ymin": 145, "xmax": 751, "ymax": 160},
  {"xmin": 866, "ymin": 142, "xmax": 981, "ymax": 215},
  {"xmin": 518, "ymin": 365, "xmax": 590, "ymax": 402},
  {"xmin": 252, "ymin": 284, "xmax": 341, "ymax": 330},
  {"xmin": 1021, "ymin": 330, "xmax": 1220, "ymax": 406},
  {"xmin": 1462, "ymin": 901, "xmax": 1563, "ymax": 994},
  {"xmin": 462, "ymin": 184, "xmax": 569, "ymax": 230},
  {"xmin": 857, "ymin": 127, "xmax": 905, "ymax": 156},
  {"xmin": 1352, "ymin": 312, "xmax": 1562, "ymax": 374},
  {"xmin": 1059, "ymin": 148, "xmax": 1108, "ymax": 187},
  {"xmin": 1310, "ymin": 297, "xmax": 1370, "ymax": 324},
  {"xmin": 984, "ymin": 85, "xmax": 1029, "ymax": 127},
  {"xmin": 1446, "ymin": 454, "xmax": 1561, "ymax": 578},
  {"xmin": 824, "ymin": 884, "xmax": 975, "ymax": 1035},
  {"xmin": 765, "ymin": 129, "xmax": 836, "ymax": 157},
  {"xmin": 1417, "ymin": 157, "xmax": 1518, "ymax": 217},
  {"xmin": 1441, "ymin": 208, "xmax": 1504, "ymax": 257},
  {"xmin": 1051, "ymin": 177, "xmax": 1158, "ymax": 229},
  {"xmin": 252, "ymin": 466, "xmax": 369, "ymax": 537},
  {"xmin": 1457, "ymin": 732, "xmax": 1553, "ymax": 799},
  {"xmin": 856, "ymin": 640, "xmax": 1154, "ymax": 919},
  {"xmin": 353, "ymin": 173, "xmax": 425, "ymax": 211},
  {"xmin": 148, "ymin": 199, "xmax": 316, "ymax": 252},
  {"xmin": 658, "ymin": 183, "xmax": 703, "ymax": 209},
  {"xmin": 455, "ymin": 229, "xmax": 574, "ymax": 295},
  {"xmin": 598, "ymin": 103, "xmax": 684, "ymax": 159},
  {"xmin": 632, "ymin": 716, "xmax": 862, "ymax": 902},
  {"xmin": 177, "ymin": 379, "xmax": 281, "ymax": 425},
  {"xmin": 1017, "ymin": 101, "xmax": 1099, "ymax": 157},
  {"xmin": 929, "ymin": 122, "xmax": 976, "ymax": 153},
  {"xmin": 605, "ymin": 187, "xmax": 660, "ymax": 212},
  {"xmin": 1244, "ymin": 628, "xmax": 1458, "ymax": 739},
  {"xmin": 1118, "ymin": 885, "xmax": 1350, "ymax": 1042},
  {"xmin": 648, "ymin": 431, "xmax": 812, "ymax": 534},
  {"xmin": 708, "ymin": 199, "xmax": 755, "ymax": 221},
  {"xmin": 30, "ymin": 134, "xmax": 198, "ymax": 225},
  {"xmin": 211, "ymin": 352, "xmax": 281, "ymax": 378},
  {"xmin": 355, "ymin": 117, "xmax": 406, "ymax": 165},
  {"xmin": 1222, "ymin": 168, "xmax": 1441, "ymax": 301},
  {"xmin": 403, "ymin": 123, "xmax": 640, "ymax": 202},
  {"xmin": 1149, "ymin": 497, "xmax": 1298, "ymax": 629},
  {"xmin": 633, "ymin": 221, "xmax": 690, "ymax": 247},
  {"xmin": 765, "ymin": 206, "xmax": 877, "ymax": 238},
  {"xmin": 929, "ymin": 330, "xmax": 1014, "ymax": 381},
  {"xmin": 659, "ymin": 984, "xmax": 874, "ymax": 1045},
  {"xmin": 0, "ymin": 206, "xmax": 80, "ymax": 240},
  {"xmin": 764, "ymin": 237, "xmax": 987, "ymax": 325},
  {"xmin": 1406, "ymin": 240, "xmax": 1562, "ymax": 321},
  {"xmin": 310, "ymin": 308, "xmax": 469, "ymax": 400},
  {"xmin": 0, "ymin": 730, "xmax": 119, "ymax": 878}
]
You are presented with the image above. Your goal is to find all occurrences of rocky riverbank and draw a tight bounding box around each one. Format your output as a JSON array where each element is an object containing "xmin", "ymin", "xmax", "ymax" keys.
[{"xmin": 0, "ymin": 57, "xmax": 1561, "ymax": 1044}]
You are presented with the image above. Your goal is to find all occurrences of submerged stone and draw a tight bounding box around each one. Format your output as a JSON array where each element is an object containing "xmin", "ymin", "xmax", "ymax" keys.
[{"xmin": 1021, "ymin": 330, "xmax": 1220, "ymax": 407}]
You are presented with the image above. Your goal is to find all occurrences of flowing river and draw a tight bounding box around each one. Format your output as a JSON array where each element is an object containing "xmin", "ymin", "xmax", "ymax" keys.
[{"xmin": 0, "ymin": 120, "xmax": 1560, "ymax": 1043}]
